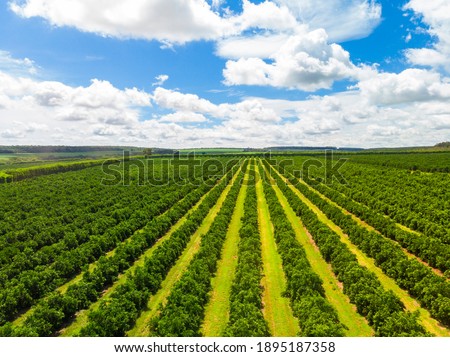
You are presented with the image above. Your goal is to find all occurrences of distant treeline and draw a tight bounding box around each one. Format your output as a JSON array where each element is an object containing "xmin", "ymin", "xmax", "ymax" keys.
[
  {"xmin": 0, "ymin": 146, "xmax": 178, "ymax": 155},
  {"xmin": 0, "ymin": 146, "xmax": 144, "ymax": 154},
  {"xmin": 265, "ymin": 146, "xmax": 364, "ymax": 152},
  {"xmin": 435, "ymin": 141, "xmax": 450, "ymax": 148}
]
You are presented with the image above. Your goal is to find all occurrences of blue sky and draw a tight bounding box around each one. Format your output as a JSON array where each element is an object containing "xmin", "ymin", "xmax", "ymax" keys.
[{"xmin": 0, "ymin": 0, "xmax": 449, "ymax": 148}]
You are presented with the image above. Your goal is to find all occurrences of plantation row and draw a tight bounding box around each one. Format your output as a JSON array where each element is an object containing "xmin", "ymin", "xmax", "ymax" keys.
[
  {"xmin": 148, "ymin": 162, "xmax": 248, "ymax": 337},
  {"xmin": 262, "ymin": 162, "xmax": 428, "ymax": 336},
  {"xmin": 0, "ymin": 158, "xmax": 239, "ymax": 334},
  {"xmin": 261, "ymin": 165, "xmax": 346, "ymax": 336},
  {"xmin": 0, "ymin": 159, "xmax": 121, "ymax": 184},
  {"xmin": 78, "ymin": 162, "xmax": 244, "ymax": 336},
  {"xmin": 301, "ymin": 175, "xmax": 450, "ymax": 274},
  {"xmin": 0, "ymin": 161, "xmax": 181, "ymax": 260},
  {"xmin": 0, "ymin": 155, "xmax": 449, "ymax": 337},
  {"xmin": 344, "ymin": 152, "xmax": 450, "ymax": 172},
  {"xmin": 296, "ymin": 156, "xmax": 449, "ymax": 241},
  {"xmin": 0, "ymin": 160, "xmax": 235, "ymax": 326},
  {"xmin": 269, "ymin": 160, "xmax": 450, "ymax": 327},
  {"xmin": 224, "ymin": 165, "xmax": 269, "ymax": 336}
]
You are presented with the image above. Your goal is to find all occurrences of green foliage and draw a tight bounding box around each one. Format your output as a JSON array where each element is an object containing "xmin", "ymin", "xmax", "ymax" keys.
[
  {"xmin": 151, "ymin": 162, "xmax": 248, "ymax": 337},
  {"xmin": 0, "ymin": 159, "xmax": 238, "ymax": 335},
  {"xmin": 225, "ymin": 165, "xmax": 270, "ymax": 337},
  {"xmin": 261, "ymin": 163, "xmax": 345, "ymax": 337},
  {"xmin": 79, "ymin": 162, "xmax": 242, "ymax": 337},
  {"xmin": 263, "ymin": 160, "xmax": 430, "ymax": 336},
  {"xmin": 346, "ymin": 152, "xmax": 450, "ymax": 172}
]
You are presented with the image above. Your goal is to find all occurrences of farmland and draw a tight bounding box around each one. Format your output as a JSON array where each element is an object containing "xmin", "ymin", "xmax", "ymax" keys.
[{"xmin": 0, "ymin": 152, "xmax": 449, "ymax": 337}]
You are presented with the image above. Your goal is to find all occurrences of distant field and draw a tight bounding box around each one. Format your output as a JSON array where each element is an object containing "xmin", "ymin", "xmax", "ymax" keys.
[
  {"xmin": 178, "ymin": 148, "xmax": 246, "ymax": 154},
  {"xmin": 0, "ymin": 150, "xmax": 132, "ymax": 171},
  {"xmin": 335, "ymin": 151, "xmax": 450, "ymax": 172}
]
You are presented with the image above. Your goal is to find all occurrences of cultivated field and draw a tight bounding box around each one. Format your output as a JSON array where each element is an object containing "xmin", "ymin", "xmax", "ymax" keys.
[{"xmin": 0, "ymin": 153, "xmax": 449, "ymax": 337}]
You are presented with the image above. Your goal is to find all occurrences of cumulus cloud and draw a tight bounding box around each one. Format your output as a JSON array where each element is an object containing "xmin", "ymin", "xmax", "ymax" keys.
[
  {"xmin": 0, "ymin": 67, "xmax": 154, "ymax": 143},
  {"xmin": 9, "ymin": 0, "xmax": 301, "ymax": 46},
  {"xmin": 0, "ymin": 71, "xmax": 151, "ymax": 116},
  {"xmin": 216, "ymin": 33, "xmax": 289, "ymax": 59},
  {"xmin": 215, "ymin": 0, "xmax": 382, "ymax": 64},
  {"xmin": 357, "ymin": 68, "xmax": 450, "ymax": 105},
  {"xmin": 1, "ymin": 72, "xmax": 448, "ymax": 147},
  {"xmin": 159, "ymin": 112, "xmax": 208, "ymax": 123},
  {"xmin": 368, "ymin": 124, "xmax": 402, "ymax": 137},
  {"xmin": 153, "ymin": 87, "xmax": 217, "ymax": 113},
  {"xmin": 210, "ymin": 0, "xmax": 225, "ymax": 11},
  {"xmin": 0, "ymin": 51, "xmax": 448, "ymax": 148},
  {"xmin": 231, "ymin": 0, "xmax": 298, "ymax": 33},
  {"xmin": 8, "ymin": 1, "xmax": 386, "ymax": 96},
  {"xmin": 152, "ymin": 86, "xmax": 280, "ymax": 123},
  {"xmin": 223, "ymin": 28, "xmax": 359, "ymax": 91},
  {"xmin": 92, "ymin": 125, "xmax": 119, "ymax": 136},
  {"xmin": 10, "ymin": 0, "xmax": 233, "ymax": 44},
  {"xmin": 273, "ymin": 0, "xmax": 382, "ymax": 42},
  {"xmin": 404, "ymin": 0, "xmax": 450, "ymax": 72},
  {"xmin": 0, "ymin": 50, "xmax": 38, "ymax": 76},
  {"xmin": 152, "ymin": 74, "xmax": 169, "ymax": 86},
  {"xmin": 10, "ymin": 0, "xmax": 382, "ymax": 47},
  {"xmin": 1, "ymin": 128, "xmax": 26, "ymax": 139}
]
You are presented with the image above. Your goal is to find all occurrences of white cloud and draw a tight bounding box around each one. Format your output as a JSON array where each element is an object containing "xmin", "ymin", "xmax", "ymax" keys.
[
  {"xmin": 92, "ymin": 125, "xmax": 119, "ymax": 136},
  {"xmin": 210, "ymin": 0, "xmax": 224, "ymax": 10},
  {"xmin": 273, "ymin": 0, "xmax": 382, "ymax": 42},
  {"xmin": 152, "ymin": 86, "xmax": 280, "ymax": 123},
  {"xmin": 215, "ymin": 1, "xmax": 383, "ymax": 62},
  {"xmin": 8, "ymin": 1, "xmax": 386, "ymax": 99},
  {"xmin": 152, "ymin": 87, "xmax": 217, "ymax": 113},
  {"xmin": 0, "ymin": 71, "xmax": 151, "ymax": 112},
  {"xmin": 404, "ymin": 0, "xmax": 450, "ymax": 72},
  {"xmin": 216, "ymin": 33, "xmax": 290, "ymax": 59},
  {"xmin": 0, "ymin": 50, "xmax": 38, "ymax": 76},
  {"xmin": 231, "ymin": 0, "xmax": 298, "ymax": 33},
  {"xmin": 10, "ymin": 0, "xmax": 235, "ymax": 44},
  {"xmin": 368, "ymin": 124, "xmax": 402, "ymax": 137},
  {"xmin": 0, "ymin": 48, "xmax": 449, "ymax": 148},
  {"xmin": 0, "ymin": 68, "xmax": 154, "ymax": 143},
  {"xmin": 152, "ymin": 74, "xmax": 169, "ymax": 86},
  {"xmin": 357, "ymin": 68, "xmax": 450, "ymax": 105},
  {"xmin": 9, "ymin": 0, "xmax": 300, "ymax": 45},
  {"xmin": 1, "ymin": 128, "xmax": 26, "ymax": 139},
  {"xmin": 159, "ymin": 112, "xmax": 208, "ymax": 123},
  {"xmin": 405, "ymin": 48, "xmax": 448, "ymax": 70},
  {"xmin": 10, "ymin": 0, "xmax": 382, "ymax": 47},
  {"xmin": 223, "ymin": 28, "xmax": 359, "ymax": 91}
]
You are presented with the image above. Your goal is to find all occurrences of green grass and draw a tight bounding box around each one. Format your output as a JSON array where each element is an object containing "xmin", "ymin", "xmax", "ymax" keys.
[
  {"xmin": 126, "ymin": 166, "xmax": 243, "ymax": 337},
  {"xmin": 255, "ymin": 165, "xmax": 300, "ymax": 337},
  {"xmin": 200, "ymin": 167, "xmax": 249, "ymax": 336},
  {"xmin": 269, "ymin": 164, "xmax": 450, "ymax": 337}
]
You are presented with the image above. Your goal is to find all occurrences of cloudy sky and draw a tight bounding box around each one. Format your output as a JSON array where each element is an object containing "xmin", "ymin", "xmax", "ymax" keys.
[{"xmin": 0, "ymin": 0, "xmax": 449, "ymax": 148}]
